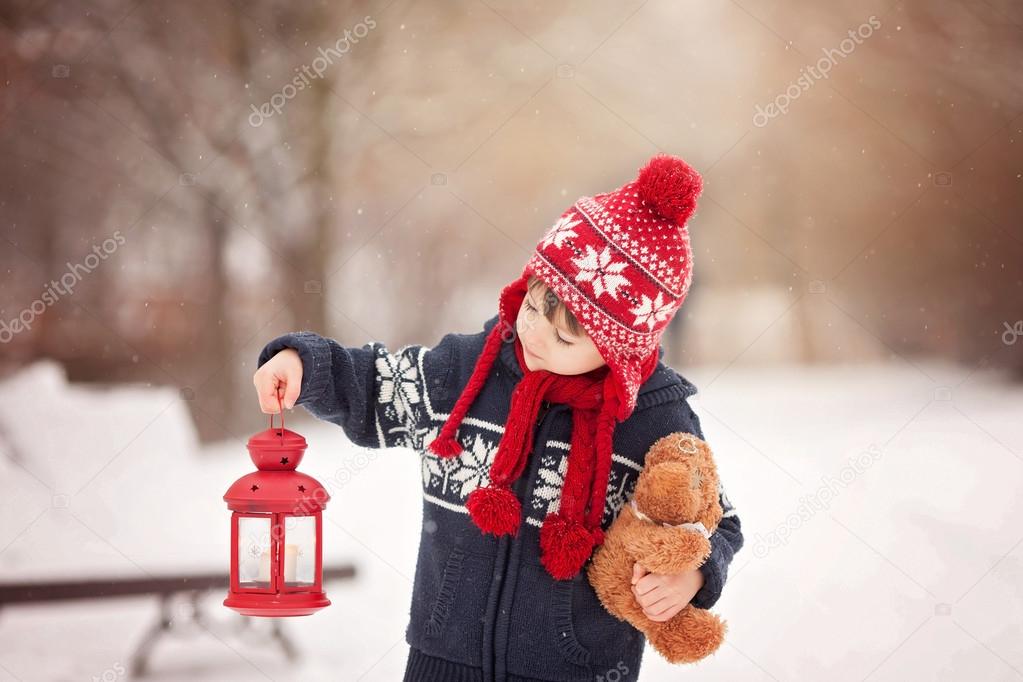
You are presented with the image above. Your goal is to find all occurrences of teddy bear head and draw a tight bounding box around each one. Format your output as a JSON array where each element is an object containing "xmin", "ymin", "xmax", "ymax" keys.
[{"xmin": 632, "ymin": 432, "xmax": 722, "ymax": 531}]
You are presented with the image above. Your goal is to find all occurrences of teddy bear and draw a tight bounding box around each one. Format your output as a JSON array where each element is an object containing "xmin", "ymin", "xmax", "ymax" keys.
[{"xmin": 586, "ymin": 431, "xmax": 727, "ymax": 664}]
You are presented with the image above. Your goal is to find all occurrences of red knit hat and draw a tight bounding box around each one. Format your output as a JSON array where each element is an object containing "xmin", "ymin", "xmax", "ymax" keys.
[{"xmin": 428, "ymin": 153, "xmax": 702, "ymax": 580}]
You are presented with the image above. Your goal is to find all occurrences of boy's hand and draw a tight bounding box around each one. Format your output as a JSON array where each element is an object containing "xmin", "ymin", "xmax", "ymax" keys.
[
  {"xmin": 253, "ymin": 348, "xmax": 303, "ymax": 413},
  {"xmin": 631, "ymin": 561, "xmax": 704, "ymax": 622}
]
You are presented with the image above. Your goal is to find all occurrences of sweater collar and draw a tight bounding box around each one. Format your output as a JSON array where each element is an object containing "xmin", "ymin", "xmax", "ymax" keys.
[{"xmin": 484, "ymin": 314, "xmax": 694, "ymax": 406}]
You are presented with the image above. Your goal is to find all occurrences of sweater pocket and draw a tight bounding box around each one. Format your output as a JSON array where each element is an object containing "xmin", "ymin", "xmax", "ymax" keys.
[
  {"xmin": 562, "ymin": 571, "xmax": 645, "ymax": 679},
  {"xmin": 408, "ymin": 545, "xmax": 494, "ymax": 668},
  {"xmin": 507, "ymin": 563, "xmax": 644, "ymax": 681},
  {"xmin": 424, "ymin": 547, "xmax": 465, "ymax": 636}
]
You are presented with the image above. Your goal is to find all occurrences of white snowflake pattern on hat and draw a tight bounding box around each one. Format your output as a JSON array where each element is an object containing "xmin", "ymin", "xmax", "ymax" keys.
[
  {"xmin": 572, "ymin": 244, "xmax": 629, "ymax": 300},
  {"xmin": 541, "ymin": 214, "xmax": 582, "ymax": 249},
  {"xmin": 630, "ymin": 291, "xmax": 675, "ymax": 331}
]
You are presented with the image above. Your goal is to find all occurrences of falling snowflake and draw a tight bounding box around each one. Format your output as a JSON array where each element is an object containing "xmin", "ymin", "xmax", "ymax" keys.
[
  {"xmin": 376, "ymin": 350, "xmax": 421, "ymax": 423},
  {"xmin": 630, "ymin": 291, "xmax": 674, "ymax": 330},
  {"xmin": 541, "ymin": 215, "xmax": 582, "ymax": 250},
  {"xmin": 573, "ymin": 245, "xmax": 629, "ymax": 300}
]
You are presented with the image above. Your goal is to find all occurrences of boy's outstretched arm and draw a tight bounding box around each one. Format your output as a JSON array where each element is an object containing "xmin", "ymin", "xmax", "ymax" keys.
[{"xmin": 255, "ymin": 330, "xmax": 455, "ymax": 450}]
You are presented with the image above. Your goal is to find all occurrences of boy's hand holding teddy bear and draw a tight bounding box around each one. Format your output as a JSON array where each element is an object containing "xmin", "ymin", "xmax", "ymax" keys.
[{"xmin": 587, "ymin": 430, "xmax": 728, "ymax": 664}]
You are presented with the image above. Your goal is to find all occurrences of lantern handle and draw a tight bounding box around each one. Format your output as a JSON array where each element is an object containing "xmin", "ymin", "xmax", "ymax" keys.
[{"xmin": 269, "ymin": 387, "xmax": 285, "ymax": 443}]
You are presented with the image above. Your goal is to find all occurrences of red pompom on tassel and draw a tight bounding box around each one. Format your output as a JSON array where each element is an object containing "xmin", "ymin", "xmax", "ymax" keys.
[
  {"xmin": 539, "ymin": 513, "xmax": 598, "ymax": 580},
  {"xmin": 635, "ymin": 153, "xmax": 703, "ymax": 225},
  {"xmin": 427, "ymin": 434, "xmax": 463, "ymax": 458},
  {"xmin": 466, "ymin": 485, "xmax": 521, "ymax": 536}
]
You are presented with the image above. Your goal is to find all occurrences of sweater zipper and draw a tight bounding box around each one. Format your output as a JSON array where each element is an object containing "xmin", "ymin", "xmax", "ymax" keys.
[
  {"xmin": 535, "ymin": 400, "xmax": 551, "ymax": 426},
  {"xmin": 493, "ymin": 402, "xmax": 560, "ymax": 681}
]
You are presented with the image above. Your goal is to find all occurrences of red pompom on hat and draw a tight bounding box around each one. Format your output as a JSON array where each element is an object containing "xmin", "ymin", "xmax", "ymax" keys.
[
  {"xmin": 429, "ymin": 153, "xmax": 703, "ymax": 580},
  {"xmin": 636, "ymin": 153, "xmax": 703, "ymax": 224}
]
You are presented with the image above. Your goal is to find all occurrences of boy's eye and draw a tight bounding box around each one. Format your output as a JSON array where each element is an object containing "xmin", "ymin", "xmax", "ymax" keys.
[{"xmin": 525, "ymin": 300, "xmax": 573, "ymax": 346}]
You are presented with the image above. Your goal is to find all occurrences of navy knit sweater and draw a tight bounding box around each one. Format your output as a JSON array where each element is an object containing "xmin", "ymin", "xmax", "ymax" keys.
[{"xmin": 257, "ymin": 314, "xmax": 743, "ymax": 682}]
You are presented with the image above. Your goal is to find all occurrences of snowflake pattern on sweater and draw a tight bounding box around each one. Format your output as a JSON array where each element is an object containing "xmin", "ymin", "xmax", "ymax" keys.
[{"xmin": 529, "ymin": 444, "xmax": 645, "ymax": 527}]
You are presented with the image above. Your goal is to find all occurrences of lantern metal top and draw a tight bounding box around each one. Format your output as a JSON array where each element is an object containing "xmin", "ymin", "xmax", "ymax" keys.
[
  {"xmin": 247, "ymin": 426, "xmax": 307, "ymax": 470},
  {"xmin": 223, "ymin": 469, "xmax": 330, "ymax": 512},
  {"xmin": 224, "ymin": 405, "xmax": 329, "ymax": 512}
]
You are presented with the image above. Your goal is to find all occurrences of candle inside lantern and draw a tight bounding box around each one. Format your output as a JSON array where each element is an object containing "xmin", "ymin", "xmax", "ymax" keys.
[
  {"xmin": 283, "ymin": 543, "xmax": 298, "ymax": 582},
  {"xmin": 257, "ymin": 543, "xmax": 299, "ymax": 583}
]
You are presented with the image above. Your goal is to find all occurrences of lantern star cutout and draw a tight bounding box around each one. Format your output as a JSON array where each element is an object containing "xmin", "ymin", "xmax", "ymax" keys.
[
  {"xmin": 298, "ymin": 485, "xmax": 306, "ymax": 493},
  {"xmin": 250, "ymin": 484, "xmax": 259, "ymax": 492},
  {"xmin": 280, "ymin": 456, "xmax": 289, "ymax": 465}
]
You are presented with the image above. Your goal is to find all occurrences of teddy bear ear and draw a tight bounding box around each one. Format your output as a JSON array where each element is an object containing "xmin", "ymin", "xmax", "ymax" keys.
[
  {"xmin": 644, "ymin": 432, "xmax": 684, "ymax": 467},
  {"xmin": 644, "ymin": 431, "xmax": 705, "ymax": 467}
]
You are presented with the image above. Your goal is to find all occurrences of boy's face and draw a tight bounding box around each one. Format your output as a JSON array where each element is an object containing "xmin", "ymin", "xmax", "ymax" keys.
[{"xmin": 515, "ymin": 282, "xmax": 607, "ymax": 375}]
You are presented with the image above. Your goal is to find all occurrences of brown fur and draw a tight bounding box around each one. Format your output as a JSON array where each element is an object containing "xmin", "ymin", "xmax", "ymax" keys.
[{"xmin": 586, "ymin": 432, "xmax": 728, "ymax": 664}]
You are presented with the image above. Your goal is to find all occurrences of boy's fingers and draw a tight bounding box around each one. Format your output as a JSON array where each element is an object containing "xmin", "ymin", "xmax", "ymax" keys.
[
  {"xmin": 270, "ymin": 381, "xmax": 286, "ymax": 413},
  {"xmin": 255, "ymin": 377, "xmax": 269, "ymax": 413},
  {"xmin": 634, "ymin": 581, "xmax": 654, "ymax": 597},
  {"xmin": 253, "ymin": 354, "xmax": 301, "ymax": 413},
  {"xmin": 644, "ymin": 593, "xmax": 680, "ymax": 619},
  {"xmin": 282, "ymin": 375, "xmax": 300, "ymax": 410},
  {"xmin": 257, "ymin": 377, "xmax": 282, "ymax": 414},
  {"xmin": 631, "ymin": 561, "xmax": 646, "ymax": 585},
  {"xmin": 258, "ymin": 393, "xmax": 276, "ymax": 414},
  {"xmin": 645, "ymin": 601, "xmax": 683, "ymax": 622}
]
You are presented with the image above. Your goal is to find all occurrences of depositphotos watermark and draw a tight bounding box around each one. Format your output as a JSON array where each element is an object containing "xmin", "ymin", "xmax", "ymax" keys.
[
  {"xmin": 750, "ymin": 443, "xmax": 883, "ymax": 558},
  {"xmin": 596, "ymin": 661, "xmax": 630, "ymax": 682},
  {"xmin": 248, "ymin": 15, "xmax": 377, "ymax": 127},
  {"xmin": 753, "ymin": 15, "xmax": 882, "ymax": 128},
  {"xmin": 1, "ymin": 230, "xmax": 126, "ymax": 344},
  {"xmin": 1002, "ymin": 320, "xmax": 1023, "ymax": 346},
  {"xmin": 90, "ymin": 661, "xmax": 126, "ymax": 682}
]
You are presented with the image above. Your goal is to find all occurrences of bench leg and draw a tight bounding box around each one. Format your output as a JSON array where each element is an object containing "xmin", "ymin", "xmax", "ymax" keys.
[
  {"xmin": 271, "ymin": 619, "xmax": 298, "ymax": 661},
  {"xmin": 127, "ymin": 590, "xmax": 300, "ymax": 675},
  {"xmin": 130, "ymin": 593, "xmax": 173, "ymax": 677}
]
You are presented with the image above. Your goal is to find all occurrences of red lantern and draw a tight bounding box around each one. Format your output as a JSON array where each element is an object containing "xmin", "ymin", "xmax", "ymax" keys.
[{"xmin": 224, "ymin": 396, "xmax": 330, "ymax": 616}]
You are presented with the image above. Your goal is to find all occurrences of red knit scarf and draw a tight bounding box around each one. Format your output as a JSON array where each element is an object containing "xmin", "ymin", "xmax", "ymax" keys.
[{"xmin": 427, "ymin": 280, "xmax": 621, "ymax": 580}]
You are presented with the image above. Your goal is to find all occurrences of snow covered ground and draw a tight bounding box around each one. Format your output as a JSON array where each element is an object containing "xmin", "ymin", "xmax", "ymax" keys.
[{"xmin": 0, "ymin": 358, "xmax": 1021, "ymax": 681}]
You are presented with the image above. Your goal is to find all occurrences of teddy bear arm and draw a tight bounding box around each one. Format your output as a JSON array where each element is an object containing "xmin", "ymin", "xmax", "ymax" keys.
[{"xmin": 628, "ymin": 526, "xmax": 712, "ymax": 575}]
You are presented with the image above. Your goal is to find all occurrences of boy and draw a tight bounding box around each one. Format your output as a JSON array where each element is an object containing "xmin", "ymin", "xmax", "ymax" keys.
[{"xmin": 254, "ymin": 154, "xmax": 743, "ymax": 681}]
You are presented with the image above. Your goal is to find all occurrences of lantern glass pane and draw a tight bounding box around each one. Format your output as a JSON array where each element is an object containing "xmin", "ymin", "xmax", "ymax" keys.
[
  {"xmin": 238, "ymin": 515, "xmax": 272, "ymax": 589},
  {"xmin": 282, "ymin": 515, "xmax": 316, "ymax": 588}
]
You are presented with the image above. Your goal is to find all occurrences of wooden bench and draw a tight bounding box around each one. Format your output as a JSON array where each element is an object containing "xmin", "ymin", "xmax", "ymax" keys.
[{"xmin": 0, "ymin": 564, "xmax": 357, "ymax": 676}]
